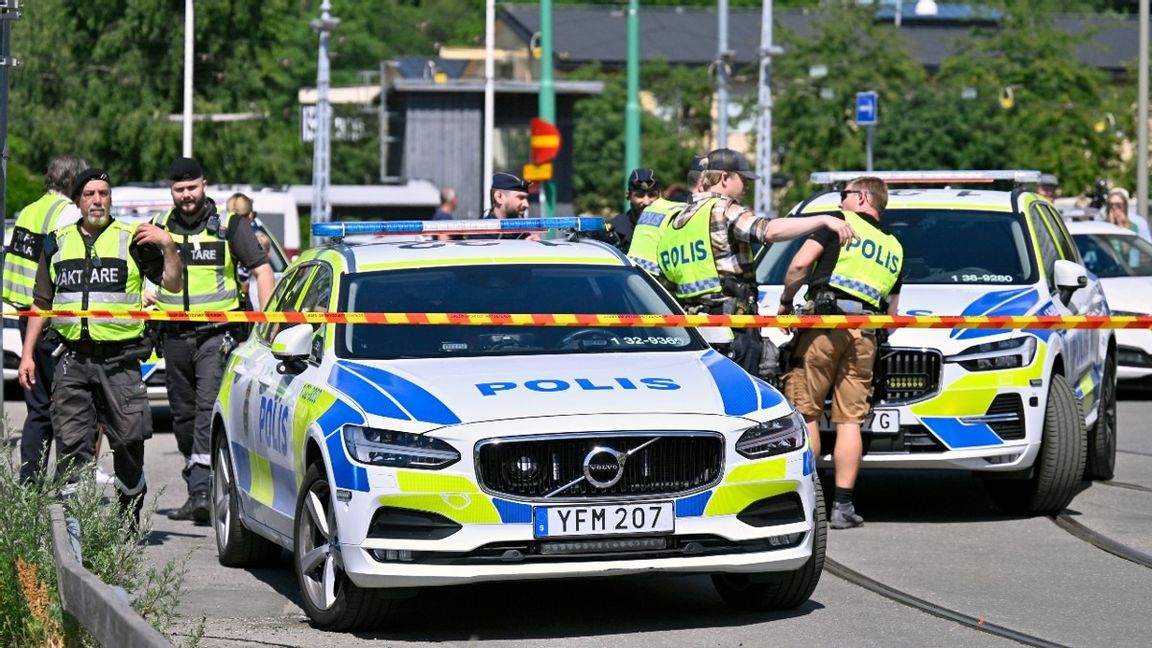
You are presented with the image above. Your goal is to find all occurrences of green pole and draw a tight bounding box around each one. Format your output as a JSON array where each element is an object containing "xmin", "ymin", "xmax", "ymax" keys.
[
  {"xmin": 624, "ymin": 0, "xmax": 640, "ymax": 205},
  {"xmin": 539, "ymin": 0, "xmax": 556, "ymax": 218}
]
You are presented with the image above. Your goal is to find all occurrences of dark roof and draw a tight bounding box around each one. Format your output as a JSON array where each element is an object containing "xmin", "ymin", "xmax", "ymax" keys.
[{"xmin": 500, "ymin": 5, "xmax": 1138, "ymax": 74}]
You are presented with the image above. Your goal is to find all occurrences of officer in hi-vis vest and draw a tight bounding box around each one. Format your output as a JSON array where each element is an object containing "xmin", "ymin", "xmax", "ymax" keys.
[
  {"xmin": 3, "ymin": 155, "xmax": 86, "ymax": 484},
  {"xmin": 656, "ymin": 148, "xmax": 858, "ymax": 375},
  {"xmin": 626, "ymin": 156, "xmax": 706, "ymax": 278},
  {"xmin": 777, "ymin": 175, "xmax": 904, "ymax": 530},
  {"xmin": 17, "ymin": 168, "xmax": 182, "ymax": 526},
  {"xmin": 155, "ymin": 157, "xmax": 273, "ymax": 524}
]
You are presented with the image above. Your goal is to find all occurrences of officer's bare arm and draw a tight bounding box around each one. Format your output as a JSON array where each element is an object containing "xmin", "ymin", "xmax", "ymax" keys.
[
  {"xmin": 779, "ymin": 239, "xmax": 825, "ymax": 304},
  {"xmin": 252, "ymin": 264, "xmax": 274, "ymax": 311},
  {"xmin": 17, "ymin": 309, "xmax": 44, "ymax": 390},
  {"xmin": 134, "ymin": 223, "xmax": 183, "ymax": 293},
  {"xmin": 763, "ymin": 215, "xmax": 856, "ymax": 246},
  {"xmin": 887, "ymin": 293, "xmax": 901, "ymax": 316}
]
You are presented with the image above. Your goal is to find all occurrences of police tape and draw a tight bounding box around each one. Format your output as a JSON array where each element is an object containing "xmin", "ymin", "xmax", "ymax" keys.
[{"xmin": 12, "ymin": 309, "xmax": 1152, "ymax": 329}]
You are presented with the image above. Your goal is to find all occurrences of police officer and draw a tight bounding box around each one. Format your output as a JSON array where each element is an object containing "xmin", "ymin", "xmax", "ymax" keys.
[
  {"xmin": 606, "ymin": 169, "xmax": 661, "ymax": 252},
  {"xmin": 777, "ymin": 176, "xmax": 903, "ymax": 529},
  {"xmin": 17, "ymin": 169, "xmax": 181, "ymax": 523},
  {"xmin": 627, "ymin": 156, "xmax": 705, "ymax": 276},
  {"xmin": 656, "ymin": 148, "xmax": 857, "ymax": 374},
  {"xmin": 156, "ymin": 157, "xmax": 273, "ymax": 524},
  {"xmin": 472, "ymin": 172, "xmax": 532, "ymax": 240},
  {"xmin": 3, "ymin": 154, "xmax": 87, "ymax": 484}
]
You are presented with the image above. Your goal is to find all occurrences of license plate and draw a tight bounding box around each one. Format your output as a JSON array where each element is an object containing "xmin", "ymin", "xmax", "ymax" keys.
[
  {"xmin": 819, "ymin": 408, "xmax": 899, "ymax": 434},
  {"xmin": 533, "ymin": 502, "xmax": 675, "ymax": 538}
]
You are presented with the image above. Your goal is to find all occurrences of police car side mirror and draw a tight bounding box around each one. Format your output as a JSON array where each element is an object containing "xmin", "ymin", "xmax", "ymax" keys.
[
  {"xmin": 1053, "ymin": 259, "xmax": 1089, "ymax": 306},
  {"xmin": 272, "ymin": 324, "xmax": 313, "ymax": 373},
  {"xmin": 698, "ymin": 326, "xmax": 735, "ymax": 346}
]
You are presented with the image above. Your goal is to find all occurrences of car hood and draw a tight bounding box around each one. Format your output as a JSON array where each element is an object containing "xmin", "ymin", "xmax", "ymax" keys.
[
  {"xmin": 1097, "ymin": 276, "xmax": 1152, "ymax": 314},
  {"xmin": 326, "ymin": 350, "xmax": 787, "ymax": 427},
  {"xmin": 760, "ymin": 284, "xmax": 1055, "ymax": 349}
]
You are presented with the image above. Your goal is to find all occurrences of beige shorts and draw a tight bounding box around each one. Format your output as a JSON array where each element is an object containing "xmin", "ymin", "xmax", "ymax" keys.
[{"xmin": 784, "ymin": 329, "xmax": 876, "ymax": 424}]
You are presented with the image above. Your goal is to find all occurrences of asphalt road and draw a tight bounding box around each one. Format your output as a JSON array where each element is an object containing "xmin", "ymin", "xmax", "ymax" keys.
[{"xmin": 4, "ymin": 392, "xmax": 1151, "ymax": 647}]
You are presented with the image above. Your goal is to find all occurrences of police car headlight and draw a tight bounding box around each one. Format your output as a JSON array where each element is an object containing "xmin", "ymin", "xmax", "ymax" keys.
[
  {"xmin": 736, "ymin": 411, "xmax": 807, "ymax": 459},
  {"xmin": 947, "ymin": 337, "xmax": 1037, "ymax": 372},
  {"xmin": 343, "ymin": 426, "xmax": 460, "ymax": 469}
]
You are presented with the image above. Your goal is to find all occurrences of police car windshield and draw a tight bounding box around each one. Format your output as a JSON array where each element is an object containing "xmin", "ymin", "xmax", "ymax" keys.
[
  {"xmin": 756, "ymin": 209, "xmax": 1037, "ymax": 286},
  {"xmin": 337, "ymin": 264, "xmax": 704, "ymax": 359},
  {"xmin": 1072, "ymin": 232, "xmax": 1152, "ymax": 278}
]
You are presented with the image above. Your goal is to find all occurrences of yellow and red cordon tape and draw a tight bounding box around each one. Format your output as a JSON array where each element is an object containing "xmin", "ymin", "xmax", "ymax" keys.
[{"xmin": 15, "ymin": 310, "xmax": 1152, "ymax": 329}]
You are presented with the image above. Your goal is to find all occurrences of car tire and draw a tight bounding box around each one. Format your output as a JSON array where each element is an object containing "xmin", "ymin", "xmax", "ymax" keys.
[
  {"xmin": 212, "ymin": 438, "xmax": 281, "ymax": 567},
  {"xmin": 1085, "ymin": 354, "xmax": 1117, "ymax": 481},
  {"xmin": 711, "ymin": 474, "xmax": 827, "ymax": 610},
  {"xmin": 986, "ymin": 376, "xmax": 1086, "ymax": 516},
  {"xmin": 294, "ymin": 463, "xmax": 393, "ymax": 631}
]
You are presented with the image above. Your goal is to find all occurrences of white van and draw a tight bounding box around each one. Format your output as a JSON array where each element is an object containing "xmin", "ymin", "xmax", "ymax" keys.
[{"xmin": 111, "ymin": 184, "xmax": 301, "ymax": 259}]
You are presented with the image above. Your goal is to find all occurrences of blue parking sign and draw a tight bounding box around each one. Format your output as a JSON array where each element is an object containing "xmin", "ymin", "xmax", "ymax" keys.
[{"xmin": 856, "ymin": 91, "xmax": 878, "ymax": 126}]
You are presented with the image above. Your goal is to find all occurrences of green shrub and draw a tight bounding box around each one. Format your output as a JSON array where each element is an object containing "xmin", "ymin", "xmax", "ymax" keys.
[{"xmin": 0, "ymin": 441, "xmax": 202, "ymax": 646}]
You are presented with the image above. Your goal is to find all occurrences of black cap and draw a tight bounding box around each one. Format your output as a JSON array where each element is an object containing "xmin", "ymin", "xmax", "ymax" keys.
[
  {"xmin": 70, "ymin": 168, "xmax": 111, "ymax": 201},
  {"xmin": 627, "ymin": 168, "xmax": 660, "ymax": 191},
  {"xmin": 167, "ymin": 156, "xmax": 204, "ymax": 182},
  {"xmin": 689, "ymin": 155, "xmax": 706, "ymax": 173},
  {"xmin": 492, "ymin": 172, "xmax": 530, "ymax": 193},
  {"xmin": 701, "ymin": 148, "xmax": 757, "ymax": 180}
]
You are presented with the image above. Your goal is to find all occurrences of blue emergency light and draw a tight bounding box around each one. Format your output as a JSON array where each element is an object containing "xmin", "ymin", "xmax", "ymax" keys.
[{"xmin": 311, "ymin": 217, "xmax": 605, "ymax": 239}]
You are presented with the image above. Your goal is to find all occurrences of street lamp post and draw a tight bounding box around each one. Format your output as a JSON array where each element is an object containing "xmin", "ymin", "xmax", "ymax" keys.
[
  {"xmin": 182, "ymin": 0, "xmax": 193, "ymax": 156},
  {"xmin": 310, "ymin": 0, "xmax": 339, "ymax": 248}
]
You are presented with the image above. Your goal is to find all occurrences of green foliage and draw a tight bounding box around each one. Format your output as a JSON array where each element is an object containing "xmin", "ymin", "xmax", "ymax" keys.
[
  {"xmin": 0, "ymin": 446, "xmax": 200, "ymax": 646},
  {"xmin": 571, "ymin": 60, "xmax": 712, "ymax": 215}
]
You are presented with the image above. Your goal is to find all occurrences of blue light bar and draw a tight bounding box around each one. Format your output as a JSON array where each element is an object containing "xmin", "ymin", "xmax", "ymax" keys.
[{"xmin": 311, "ymin": 217, "xmax": 606, "ymax": 239}]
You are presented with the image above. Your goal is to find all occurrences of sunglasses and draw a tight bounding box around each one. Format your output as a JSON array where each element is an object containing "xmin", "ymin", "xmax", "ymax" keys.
[
  {"xmin": 631, "ymin": 189, "xmax": 661, "ymax": 199},
  {"xmin": 1108, "ymin": 202, "xmax": 1125, "ymax": 209},
  {"xmin": 840, "ymin": 189, "xmax": 868, "ymax": 201}
]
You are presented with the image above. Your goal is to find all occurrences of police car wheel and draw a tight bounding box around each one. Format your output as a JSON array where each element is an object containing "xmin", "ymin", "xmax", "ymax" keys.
[
  {"xmin": 212, "ymin": 437, "xmax": 280, "ymax": 567},
  {"xmin": 985, "ymin": 376, "xmax": 1086, "ymax": 516},
  {"xmin": 1085, "ymin": 353, "xmax": 1117, "ymax": 481},
  {"xmin": 293, "ymin": 463, "xmax": 393, "ymax": 630},
  {"xmin": 711, "ymin": 474, "xmax": 826, "ymax": 610}
]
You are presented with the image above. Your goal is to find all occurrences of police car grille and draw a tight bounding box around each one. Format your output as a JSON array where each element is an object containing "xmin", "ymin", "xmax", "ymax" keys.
[
  {"xmin": 475, "ymin": 433, "xmax": 724, "ymax": 499},
  {"xmin": 877, "ymin": 348, "xmax": 942, "ymax": 404}
]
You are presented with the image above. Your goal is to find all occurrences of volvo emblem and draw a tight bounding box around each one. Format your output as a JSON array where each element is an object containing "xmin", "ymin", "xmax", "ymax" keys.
[{"xmin": 583, "ymin": 446, "xmax": 626, "ymax": 489}]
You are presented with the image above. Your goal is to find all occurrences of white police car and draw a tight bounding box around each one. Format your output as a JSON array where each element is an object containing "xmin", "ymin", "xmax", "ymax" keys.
[
  {"xmin": 756, "ymin": 171, "xmax": 1117, "ymax": 516},
  {"xmin": 212, "ymin": 218, "xmax": 824, "ymax": 630},
  {"xmin": 1063, "ymin": 218, "xmax": 1152, "ymax": 386}
]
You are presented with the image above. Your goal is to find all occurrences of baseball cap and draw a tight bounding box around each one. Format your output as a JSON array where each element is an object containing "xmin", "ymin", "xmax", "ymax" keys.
[
  {"xmin": 167, "ymin": 156, "xmax": 205, "ymax": 182},
  {"xmin": 1039, "ymin": 173, "xmax": 1059, "ymax": 187},
  {"xmin": 70, "ymin": 168, "xmax": 111, "ymax": 201},
  {"xmin": 689, "ymin": 155, "xmax": 706, "ymax": 173},
  {"xmin": 627, "ymin": 168, "xmax": 660, "ymax": 192},
  {"xmin": 492, "ymin": 172, "xmax": 530, "ymax": 193},
  {"xmin": 702, "ymin": 148, "xmax": 758, "ymax": 180}
]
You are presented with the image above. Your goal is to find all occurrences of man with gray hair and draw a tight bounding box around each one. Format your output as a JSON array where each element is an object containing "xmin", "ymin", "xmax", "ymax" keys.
[{"xmin": 4, "ymin": 154, "xmax": 87, "ymax": 484}]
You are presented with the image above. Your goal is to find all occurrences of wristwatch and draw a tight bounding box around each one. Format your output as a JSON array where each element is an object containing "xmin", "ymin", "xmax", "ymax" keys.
[{"xmin": 779, "ymin": 296, "xmax": 793, "ymax": 304}]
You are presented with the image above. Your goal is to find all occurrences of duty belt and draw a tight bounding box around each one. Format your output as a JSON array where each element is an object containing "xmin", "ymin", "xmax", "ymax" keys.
[{"xmin": 64, "ymin": 339, "xmax": 140, "ymax": 359}]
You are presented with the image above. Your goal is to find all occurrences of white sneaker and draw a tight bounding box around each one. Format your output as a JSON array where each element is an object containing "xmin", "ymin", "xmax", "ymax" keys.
[{"xmin": 95, "ymin": 466, "xmax": 116, "ymax": 486}]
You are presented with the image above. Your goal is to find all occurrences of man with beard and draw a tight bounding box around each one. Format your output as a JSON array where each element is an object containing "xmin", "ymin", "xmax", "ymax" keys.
[
  {"xmin": 154, "ymin": 157, "xmax": 273, "ymax": 524},
  {"xmin": 17, "ymin": 168, "xmax": 181, "ymax": 526}
]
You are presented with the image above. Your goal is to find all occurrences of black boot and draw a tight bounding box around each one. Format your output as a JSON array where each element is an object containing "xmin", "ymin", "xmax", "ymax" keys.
[{"xmin": 167, "ymin": 496, "xmax": 197, "ymax": 521}]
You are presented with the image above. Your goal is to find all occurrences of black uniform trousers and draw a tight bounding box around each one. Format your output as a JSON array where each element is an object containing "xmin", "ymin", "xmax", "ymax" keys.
[
  {"xmin": 18, "ymin": 314, "xmax": 58, "ymax": 483},
  {"xmin": 163, "ymin": 330, "xmax": 226, "ymax": 498},
  {"xmin": 51, "ymin": 348, "xmax": 149, "ymax": 498}
]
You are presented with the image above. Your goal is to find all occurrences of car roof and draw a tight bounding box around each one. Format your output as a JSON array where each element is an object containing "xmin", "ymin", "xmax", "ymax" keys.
[
  {"xmin": 302, "ymin": 236, "xmax": 630, "ymax": 274},
  {"xmin": 1063, "ymin": 220, "xmax": 1137, "ymax": 236},
  {"xmin": 796, "ymin": 188, "xmax": 1027, "ymax": 214}
]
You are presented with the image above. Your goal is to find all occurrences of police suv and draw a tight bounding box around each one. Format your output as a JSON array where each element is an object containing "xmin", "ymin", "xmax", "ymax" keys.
[
  {"xmin": 756, "ymin": 171, "xmax": 1117, "ymax": 516},
  {"xmin": 212, "ymin": 218, "xmax": 824, "ymax": 630}
]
